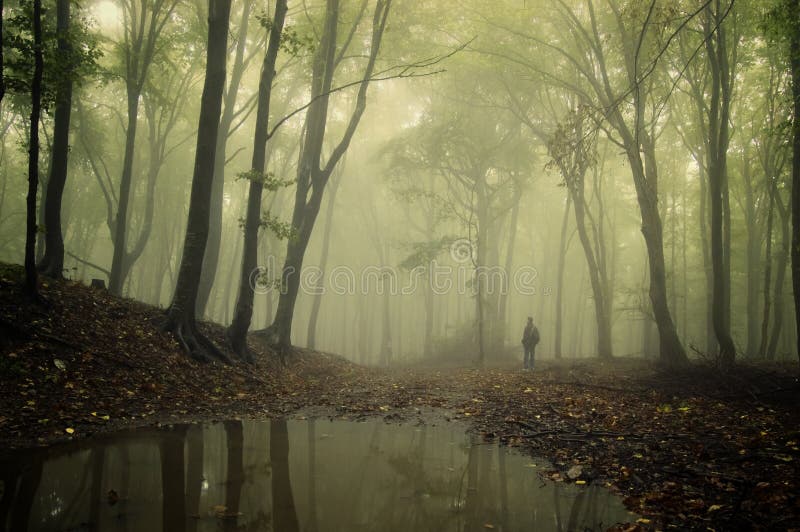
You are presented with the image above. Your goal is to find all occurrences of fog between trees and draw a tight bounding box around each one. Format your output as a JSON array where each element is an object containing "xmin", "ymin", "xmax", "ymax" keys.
[{"xmin": 1, "ymin": 0, "xmax": 798, "ymax": 367}]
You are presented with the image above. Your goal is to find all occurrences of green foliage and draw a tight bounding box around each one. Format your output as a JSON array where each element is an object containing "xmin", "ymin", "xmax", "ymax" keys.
[
  {"xmin": 259, "ymin": 211, "xmax": 296, "ymax": 240},
  {"xmin": 237, "ymin": 211, "xmax": 296, "ymax": 241},
  {"xmin": 399, "ymin": 236, "xmax": 453, "ymax": 270},
  {"xmin": 256, "ymin": 13, "xmax": 315, "ymax": 56},
  {"xmin": 235, "ymin": 169, "xmax": 295, "ymax": 191},
  {"xmin": 2, "ymin": 0, "xmax": 103, "ymax": 110}
]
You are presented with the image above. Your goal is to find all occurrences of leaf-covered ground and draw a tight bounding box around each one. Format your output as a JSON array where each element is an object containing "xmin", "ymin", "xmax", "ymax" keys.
[{"xmin": 2, "ymin": 263, "xmax": 800, "ymax": 530}]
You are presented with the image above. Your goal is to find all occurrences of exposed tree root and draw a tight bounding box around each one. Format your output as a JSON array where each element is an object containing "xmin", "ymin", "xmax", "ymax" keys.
[{"xmin": 162, "ymin": 314, "xmax": 230, "ymax": 364}]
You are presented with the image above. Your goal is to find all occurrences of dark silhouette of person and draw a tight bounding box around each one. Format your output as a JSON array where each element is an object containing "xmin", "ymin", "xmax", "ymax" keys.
[{"xmin": 521, "ymin": 316, "xmax": 540, "ymax": 370}]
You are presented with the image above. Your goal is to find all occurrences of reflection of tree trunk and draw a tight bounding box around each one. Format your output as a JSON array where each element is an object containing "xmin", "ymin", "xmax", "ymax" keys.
[
  {"xmin": 0, "ymin": 465, "xmax": 19, "ymax": 528},
  {"xmin": 565, "ymin": 488, "xmax": 587, "ymax": 531},
  {"xmin": 306, "ymin": 420, "xmax": 318, "ymax": 532},
  {"xmin": 463, "ymin": 441, "xmax": 480, "ymax": 532},
  {"xmin": 160, "ymin": 427, "xmax": 187, "ymax": 532},
  {"xmin": 224, "ymin": 420, "xmax": 244, "ymax": 529},
  {"xmin": 10, "ymin": 458, "xmax": 43, "ymax": 532},
  {"xmin": 186, "ymin": 425, "xmax": 204, "ymax": 532},
  {"xmin": 498, "ymin": 446, "xmax": 509, "ymax": 530},
  {"xmin": 553, "ymin": 481, "xmax": 564, "ymax": 531},
  {"xmin": 88, "ymin": 447, "xmax": 106, "ymax": 531},
  {"xmin": 270, "ymin": 419, "xmax": 299, "ymax": 532}
]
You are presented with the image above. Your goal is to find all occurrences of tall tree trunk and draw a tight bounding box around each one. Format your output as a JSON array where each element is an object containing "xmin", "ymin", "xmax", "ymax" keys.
[
  {"xmin": 743, "ymin": 147, "xmax": 762, "ymax": 358},
  {"xmin": 270, "ymin": 419, "xmax": 299, "ymax": 532},
  {"xmin": 163, "ymin": 0, "xmax": 232, "ymax": 363},
  {"xmin": 108, "ymin": 0, "xmax": 178, "ymax": 295},
  {"xmin": 266, "ymin": 0, "xmax": 391, "ymax": 349},
  {"xmin": 705, "ymin": 2, "xmax": 736, "ymax": 366},
  {"xmin": 791, "ymin": 0, "xmax": 800, "ymax": 366},
  {"xmin": 109, "ymin": 93, "xmax": 141, "ymax": 294},
  {"xmin": 497, "ymin": 185, "xmax": 521, "ymax": 347},
  {"xmin": 306, "ymin": 173, "xmax": 341, "ymax": 349},
  {"xmin": 554, "ymin": 196, "xmax": 572, "ymax": 359},
  {"xmin": 759, "ymin": 180, "xmax": 776, "ymax": 358},
  {"xmin": 24, "ymin": 0, "xmax": 43, "ymax": 298},
  {"xmin": 699, "ymin": 160, "xmax": 717, "ymax": 355},
  {"xmin": 38, "ymin": 0, "xmax": 73, "ymax": 278},
  {"xmin": 767, "ymin": 191, "xmax": 791, "ymax": 359},
  {"xmin": 0, "ymin": 0, "xmax": 4, "ymax": 106},
  {"xmin": 227, "ymin": 0, "xmax": 288, "ymax": 359},
  {"xmin": 196, "ymin": 0, "xmax": 255, "ymax": 317}
]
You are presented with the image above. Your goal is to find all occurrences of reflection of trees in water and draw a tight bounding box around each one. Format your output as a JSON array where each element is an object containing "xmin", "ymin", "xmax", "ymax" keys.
[
  {"xmin": 88, "ymin": 446, "xmax": 105, "ymax": 531},
  {"xmin": 159, "ymin": 425, "xmax": 187, "ymax": 532},
  {"xmin": 7, "ymin": 457, "xmax": 42, "ymax": 531},
  {"xmin": 0, "ymin": 420, "xmax": 628, "ymax": 531},
  {"xmin": 270, "ymin": 419, "xmax": 299, "ymax": 532},
  {"xmin": 306, "ymin": 418, "xmax": 318, "ymax": 532},
  {"xmin": 222, "ymin": 420, "xmax": 244, "ymax": 531},
  {"xmin": 185, "ymin": 424, "xmax": 204, "ymax": 532}
]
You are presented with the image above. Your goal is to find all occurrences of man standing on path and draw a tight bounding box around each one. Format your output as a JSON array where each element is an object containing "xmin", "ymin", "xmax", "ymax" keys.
[{"xmin": 521, "ymin": 316, "xmax": 540, "ymax": 370}]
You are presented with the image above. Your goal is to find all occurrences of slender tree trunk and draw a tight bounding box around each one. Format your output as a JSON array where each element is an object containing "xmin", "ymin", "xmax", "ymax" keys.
[
  {"xmin": 699, "ymin": 160, "xmax": 717, "ymax": 355},
  {"xmin": 759, "ymin": 181, "xmax": 776, "ymax": 358},
  {"xmin": 38, "ymin": 0, "xmax": 73, "ymax": 278},
  {"xmin": 768, "ymin": 192, "xmax": 791, "ymax": 359},
  {"xmin": 163, "ymin": 0, "xmax": 232, "ymax": 363},
  {"xmin": 270, "ymin": 419, "xmax": 299, "ymax": 532},
  {"xmin": 791, "ymin": 0, "xmax": 800, "ymax": 365},
  {"xmin": 267, "ymin": 0, "xmax": 391, "ymax": 349},
  {"xmin": 497, "ymin": 187, "xmax": 520, "ymax": 346},
  {"xmin": 227, "ymin": 0, "xmax": 288, "ymax": 358},
  {"xmin": 570, "ymin": 186, "xmax": 612, "ymax": 359},
  {"xmin": 108, "ymin": 93, "xmax": 141, "ymax": 295},
  {"xmin": 196, "ymin": 0, "xmax": 255, "ymax": 317},
  {"xmin": 743, "ymin": 148, "xmax": 762, "ymax": 358},
  {"xmin": 705, "ymin": 3, "xmax": 736, "ymax": 366},
  {"xmin": 306, "ymin": 173, "xmax": 341, "ymax": 349},
  {"xmin": 554, "ymin": 196, "xmax": 572, "ymax": 359},
  {"xmin": 0, "ymin": 0, "xmax": 5, "ymax": 106},
  {"xmin": 24, "ymin": 0, "xmax": 43, "ymax": 298},
  {"xmin": 224, "ymin": 420, "xmax": 244, "ymax": 525}
]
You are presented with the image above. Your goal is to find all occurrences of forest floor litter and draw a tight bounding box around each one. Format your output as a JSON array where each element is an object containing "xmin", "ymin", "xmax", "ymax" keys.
[{"xmin": 2, "ymin": 264, "xmax": 800, "ymax": 530}]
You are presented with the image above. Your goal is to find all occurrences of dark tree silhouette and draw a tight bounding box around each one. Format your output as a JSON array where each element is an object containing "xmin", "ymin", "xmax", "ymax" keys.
[
  {"xmin": 38, "ymin": 0, "xmax": 74, "ymax": 278},
  {"xmin": 226, "ymin": 0, "xmax": 288, "ymax": 360},
  {"xmin": 163, "ymin": 0, "xmax": 231, "ymax": 362},
  {"xmin": 24, "ymin": 0, "xmax": 44, "ymax": 298}
]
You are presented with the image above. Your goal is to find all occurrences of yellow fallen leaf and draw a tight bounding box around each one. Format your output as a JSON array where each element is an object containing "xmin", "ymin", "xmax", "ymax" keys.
[
  {"xmin": 575, "ymin": 480, "xmax": 586, "ymax": 485},
  {"xmin": 708, "ymin": 504, "xmax": 722, "ymax": 512},
  {"xmin": 101, "ymin": 415, "xmax": 110, "ymax": 421},
  {"xmin": 65, "ymin": 427, "xmax": 75, "ymax": 434},
  {"xmin": 636, "ymin": 518, "xmax": 651, "ymax": 524}
]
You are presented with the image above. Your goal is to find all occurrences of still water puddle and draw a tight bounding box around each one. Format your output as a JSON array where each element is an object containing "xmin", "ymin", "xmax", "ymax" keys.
[{"xmin": 1, "ymin": 418, "xmax": 635, "ymax": 531}]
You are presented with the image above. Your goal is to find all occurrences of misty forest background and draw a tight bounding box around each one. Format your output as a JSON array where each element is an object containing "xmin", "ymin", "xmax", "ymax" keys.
[{"xmin": 1, "ymin": 0, "xmax": 798, "ymax": 368}]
